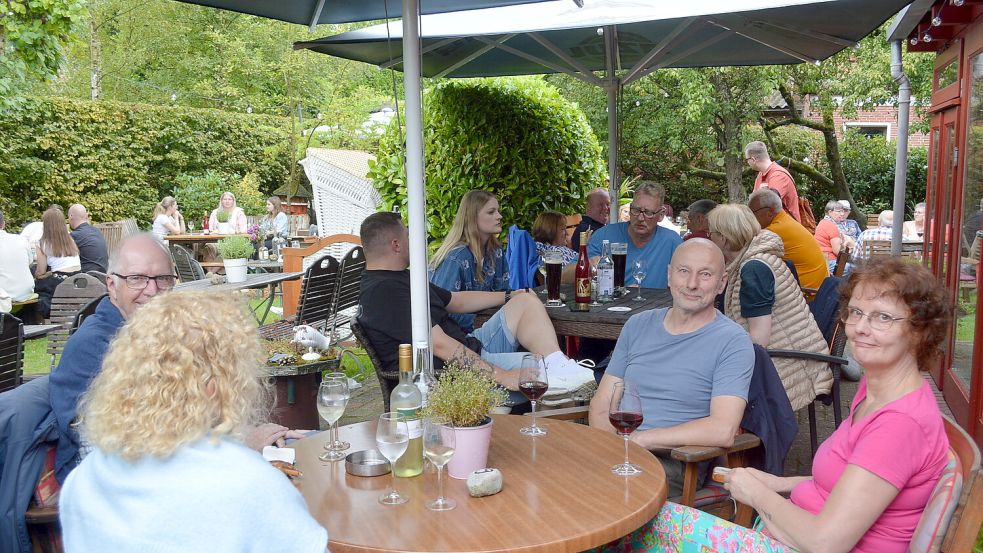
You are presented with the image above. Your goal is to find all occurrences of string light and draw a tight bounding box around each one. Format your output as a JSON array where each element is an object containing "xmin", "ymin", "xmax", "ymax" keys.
[{"xmin": 931, "ymin": 15, "xmax": 942, "ymax": 26}]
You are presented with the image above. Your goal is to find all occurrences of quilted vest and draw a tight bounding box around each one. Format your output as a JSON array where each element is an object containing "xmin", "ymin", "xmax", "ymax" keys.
[{"xmin": 724, "ymin": 230, "xmax": 833, "ymax": 412}]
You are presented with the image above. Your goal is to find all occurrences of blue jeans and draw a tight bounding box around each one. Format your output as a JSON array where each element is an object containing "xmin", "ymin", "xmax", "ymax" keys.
[{"xmin": 469, "ymin": 308, "xmax": 528, "ymax": 406}]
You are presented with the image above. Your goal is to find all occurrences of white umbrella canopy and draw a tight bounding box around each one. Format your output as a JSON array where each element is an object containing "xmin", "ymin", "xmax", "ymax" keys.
[{"xmin": 296, "ymin": 0, "xmax": 913, "ymax": 220}]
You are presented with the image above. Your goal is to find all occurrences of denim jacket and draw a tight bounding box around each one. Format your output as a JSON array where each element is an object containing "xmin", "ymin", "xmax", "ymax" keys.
[{"xmin": 429, "ymin": 244, "xmax": 506, "ymax": 332}]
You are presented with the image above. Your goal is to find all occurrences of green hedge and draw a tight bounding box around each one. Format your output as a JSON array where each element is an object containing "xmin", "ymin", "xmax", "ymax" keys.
[
  {"xmin": 0, "ymin": 96, "xmax": 292, "ymax": 227},
  {"xmin": 840, "ymin": 131, "xmax": 928, "ymax": 218},
  {"xmin": 369, "ymin": 78, "xmax": 606, "ymax": 240}
]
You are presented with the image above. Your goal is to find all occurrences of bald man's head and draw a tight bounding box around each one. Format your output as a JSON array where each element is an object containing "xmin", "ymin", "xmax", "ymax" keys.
[
  {"xmin": 68, "ymin": 204, "xmax": 89, "ymax": 229},
  {"xmin": 667, "ymin": 238, "xmax": 727, "ymax": 316},
  {"xmin": 107, "ymin": 233, "xmax": 176, "ymax": 319}
]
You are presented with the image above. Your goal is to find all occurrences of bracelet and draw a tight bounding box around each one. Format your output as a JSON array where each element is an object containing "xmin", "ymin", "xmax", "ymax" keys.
[{"xmin": 504, "ymin": 289, "xmax": 512, "ymax": 304}]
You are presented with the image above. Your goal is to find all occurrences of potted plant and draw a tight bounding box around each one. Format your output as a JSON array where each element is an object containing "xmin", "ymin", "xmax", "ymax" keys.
[
  {"xmin": 216, "ymin": 235, "xmax": 254, "ymax": 283},
  {"xmin": 423, "ymin": 360, "xmax": 508, "ymax": 479}
]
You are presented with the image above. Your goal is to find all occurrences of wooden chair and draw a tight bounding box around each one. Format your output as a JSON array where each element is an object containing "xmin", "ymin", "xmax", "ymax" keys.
[
  {"xmin": 46, "ymin": 274, "xmax": 108, "ymax": 370},
  {"xmin": 258, "ymin": 255, "xmax": 340, "ymax": 340},
  {"xmin": 866, "ymin": 213, "xmax": 880, "ymax": 228},
  {"xmin": 535, "ymin": 405, "xmax": 761, "ymax": 527},
  {"xmin": 0, "ymin": 313, "xmax": 24, "ymax": 393},
  {"xmin": 939, "ymin": 416, "xmax": 983, "ymax": 552},
  {"xmin": 170, "ymin": 244, "xmax": 205, "ymax": 283},
  {"xmin": 350, "ymin": 314, "xmax": 398, "ymax": 412},
  {"xmin": 832, "ymin": 248, "xmax": 851, "ymax": 277},
  {"xmin": 861, "ymin": 239, "xmax": 893, "ymax": 261},
  {"xmin": 86, "ymin": 270, "xmax": 107, "ymax": 285}
]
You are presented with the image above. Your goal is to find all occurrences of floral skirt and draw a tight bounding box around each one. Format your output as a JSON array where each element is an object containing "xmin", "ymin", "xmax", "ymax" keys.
[{"xmin": 588, "ymin": 502, "xmax": 797, "ymax": 553}]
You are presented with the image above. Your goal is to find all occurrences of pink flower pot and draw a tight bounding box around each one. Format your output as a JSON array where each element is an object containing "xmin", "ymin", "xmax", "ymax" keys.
[{"xmin": 447, "ymin": 418, "xmax": 494, "ymax": 479}]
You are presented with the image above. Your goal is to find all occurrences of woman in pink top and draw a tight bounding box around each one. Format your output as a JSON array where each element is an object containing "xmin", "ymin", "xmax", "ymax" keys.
[{"xmin": 592, "ymin": 258, "xmax": 951, "ymax": 553}]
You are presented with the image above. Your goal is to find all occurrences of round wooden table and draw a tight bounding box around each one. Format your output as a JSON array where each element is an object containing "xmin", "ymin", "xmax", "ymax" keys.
[{"xmin": 291, "ymin": 414, "xmax": 667, "ymax": 553}]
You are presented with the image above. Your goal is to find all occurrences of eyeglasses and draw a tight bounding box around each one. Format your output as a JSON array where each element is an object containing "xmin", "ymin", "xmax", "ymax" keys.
[
  {"xmin": 751, "ymin": 206, "xmax": 771, "ymax": 214},
  {"xmin": 745, "ymin": 156, "xmax": 755, "ymax": 163},
  {"xmin": 628, "ymin": 205, "xmax": 665, "ymax": 219},
  {"xmin": 842, "ymin": 306, "xmax": 907, "ymax": 330},
  {"xmin": 112, "ymin": 273, "xmax": 178, "ymax": 290}
]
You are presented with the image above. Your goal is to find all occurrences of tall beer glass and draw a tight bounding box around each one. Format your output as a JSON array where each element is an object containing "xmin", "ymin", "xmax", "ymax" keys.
[
  {"xmin": 545, "ymin": 250, "xmax": 564, "ymax": 308},
  {"xmin": 612, "ymin": 242, "xmax": 628, "ymax": 294}
]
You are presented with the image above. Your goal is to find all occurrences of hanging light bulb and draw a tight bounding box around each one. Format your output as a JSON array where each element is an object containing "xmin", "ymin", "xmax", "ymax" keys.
[
  {"xmin": 596, "ymin": 28, "xmax": 604, "ymax": 36},
  {"xmin": 246, "ymin": 105, "xmax": 253, "ymax": 114},
  {"xmin": 910, "ymin": 36, "xmax": 919, "ymax": 45},
  {"xmin": 923, "ymin": 31, "xmax": 933, "ymax": 42},
  {"xmin": 932, "ymin": 15, "xmax": 942, "ymax": 26},
  {"xmin": 953, "ymin": 0, "xmax": 964, "ymax": 6}
]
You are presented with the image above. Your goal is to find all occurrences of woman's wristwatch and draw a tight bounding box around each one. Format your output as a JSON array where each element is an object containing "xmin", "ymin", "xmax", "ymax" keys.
[{"xmin": 504, "ymin": 289, "xmax": 512, "ymax": 304}]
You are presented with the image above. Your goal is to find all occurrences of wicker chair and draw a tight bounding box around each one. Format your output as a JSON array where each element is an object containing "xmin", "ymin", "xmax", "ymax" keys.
[
  {"xmin": 349, "ymin": 313, "xmax": 398, "ymax": 412},
  {"xmin": 300, "ymin": 148, "xmax": 381, "ymax": 238},
  {"xmin": 0, "ymin": 313, "xmax": 24, "ymax": 393},
  {"xmin": 170, "ymin": 244, "xmax": 205, "ymax": 282}
]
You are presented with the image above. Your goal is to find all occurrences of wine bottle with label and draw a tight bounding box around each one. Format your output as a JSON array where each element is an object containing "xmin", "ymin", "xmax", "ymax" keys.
[
  {"xmin": 391, "ymin": 344, "xmax": 423, "ymax": 477},
  {"xmin": 575, "ymin": 231, "xmax": 592, "ymax": 305}
]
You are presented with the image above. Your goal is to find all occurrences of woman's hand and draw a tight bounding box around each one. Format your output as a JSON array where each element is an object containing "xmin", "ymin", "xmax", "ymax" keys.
[
  {"xmin": 724, "ymin": 467, "xmax": 769, "ymax": 507},
  {"xmin": 246, "ymin": 423, "xmax": 309, "ymax": 450}
]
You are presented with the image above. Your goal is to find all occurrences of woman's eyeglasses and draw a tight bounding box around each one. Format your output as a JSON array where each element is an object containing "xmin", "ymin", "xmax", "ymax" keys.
[{"xmin": 842, "ymin": 306, "xmax": 906, "ymax": 330}]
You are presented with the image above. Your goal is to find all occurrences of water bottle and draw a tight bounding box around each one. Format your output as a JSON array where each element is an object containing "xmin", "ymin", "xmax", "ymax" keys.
[{"xmin": 597, "ymin": 240, "xmax": 615, "ymax": 302}]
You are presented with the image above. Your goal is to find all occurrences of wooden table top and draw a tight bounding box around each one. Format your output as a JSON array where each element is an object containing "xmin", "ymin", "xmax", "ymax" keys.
[
  {"xmin": 172, "ymin": 271, "xmax": 301, "ymax": 293},
  {"xmin": 479, "ymin": 285, "xmax": 672, "ymax": 341},
  {"xmin": 24, "ymin": 324, "xmax": 63, "ymax": 340},
  {"xmin": 291, "ymin": 414, "xmax": 666, "ymax": 553}
]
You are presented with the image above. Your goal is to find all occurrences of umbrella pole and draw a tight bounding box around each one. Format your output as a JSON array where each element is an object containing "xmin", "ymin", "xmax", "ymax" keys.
[
  {"xmin": 403, "ymin": 0, "xmax": 433, "ymax": 354},
  {"xmin": 890, "ymin": 39, "xmax": 910, "ymax": 256},
  {"xmin": 605, "ymin": 25, "xmax": 620, "ymax": 222}
]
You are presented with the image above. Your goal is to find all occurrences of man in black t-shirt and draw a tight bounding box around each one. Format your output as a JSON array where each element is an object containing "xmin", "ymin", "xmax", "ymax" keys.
[
  {"xmin": 68, "ymin": 204, "xmax": 109, "ymax": 273},
  {"xmin": 357, "ymin": 212, "xmax": 594, "ymax": 397}
]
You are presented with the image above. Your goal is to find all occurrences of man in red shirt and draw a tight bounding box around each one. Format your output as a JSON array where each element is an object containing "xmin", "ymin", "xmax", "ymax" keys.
[{"xmin": 744, "ymin": 141, "xmax": 801, "ymax": 222}]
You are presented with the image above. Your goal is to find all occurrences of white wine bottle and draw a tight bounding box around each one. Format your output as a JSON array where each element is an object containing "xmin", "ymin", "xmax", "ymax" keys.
[{"xmin": 391, "ymin": 344, "xmax": 423, "ymax": 477}]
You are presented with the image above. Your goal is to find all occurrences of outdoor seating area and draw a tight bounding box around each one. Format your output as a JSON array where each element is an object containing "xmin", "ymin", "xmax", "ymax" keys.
[{"xmin": 7, "ymin": 0, "xmax": 983, "ymax": 552}]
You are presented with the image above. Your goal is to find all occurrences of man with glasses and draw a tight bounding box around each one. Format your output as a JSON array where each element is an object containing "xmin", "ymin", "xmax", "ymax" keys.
[
  {"xmin": 49, "ymin": 233, "xmax": 178, "ymax": 480},
  {"xmin": 587, "ymin": 182, "xmax": 682, "ymax": 289},
  {"xmin": 744, "ymin": 141, "xmax": 802, "ymax": 223}
]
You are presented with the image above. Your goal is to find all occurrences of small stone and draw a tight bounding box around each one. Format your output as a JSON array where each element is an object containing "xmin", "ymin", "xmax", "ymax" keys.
[{"xmin": 467, "ymin": 468, "xmax": 502, "ymax": 497}]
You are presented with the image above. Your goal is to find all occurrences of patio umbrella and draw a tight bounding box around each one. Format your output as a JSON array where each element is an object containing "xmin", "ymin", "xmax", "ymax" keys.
[
  {"xmin": 169, "ymin": 0, "xmax": 554, "ymax": 352},
  {"xmin": 296, "ymin": 0, "xmax": 913, "ymax": 220}
]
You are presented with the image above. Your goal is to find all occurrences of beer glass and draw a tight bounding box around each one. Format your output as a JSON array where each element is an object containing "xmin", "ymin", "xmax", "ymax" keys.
[
  {"xmin": 544, "ymin": 250, "xmax": 564, "ymax": 308},
  {"xmin": 612, "ymin": 242, "xmax": 628, "ymax": 294}
]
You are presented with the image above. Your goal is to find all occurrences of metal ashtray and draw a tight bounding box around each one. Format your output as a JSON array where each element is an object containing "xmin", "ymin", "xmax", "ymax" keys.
[{"xmin": 345, "ymin": 450, "xmax": 391, "ymax": 477}]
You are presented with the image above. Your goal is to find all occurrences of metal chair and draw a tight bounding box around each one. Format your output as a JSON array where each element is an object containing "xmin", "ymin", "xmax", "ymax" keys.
[
  {"xmin": 325, "ymin": 246, "xmax": 366, "ymax": 343},
  {"xmin": 259, "ymin": 255, "xmax": 340, "ymax": 340},
  {"xmin": 170, "ymin": 244, "xmax": 205, "ymax": 282},
  {"xmin": 46, "ymin": 274, "xmax": 108, "ymax": 370},
  {"xmin": 0, "ymin": 313, "xmax": 24, "ymax": 393}
]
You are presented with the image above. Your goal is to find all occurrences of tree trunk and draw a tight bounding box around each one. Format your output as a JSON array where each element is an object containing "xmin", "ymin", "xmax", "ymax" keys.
[
  {"xmin": 710, "ymin": 72, "xmax": 746, "ymax": 202},
  {"xmin": 89, "ymin": 12, "xmax": 101, "ymax": 101}
]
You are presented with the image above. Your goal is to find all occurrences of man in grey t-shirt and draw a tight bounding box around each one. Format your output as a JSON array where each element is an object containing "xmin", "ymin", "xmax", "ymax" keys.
[{"xmin": 589, "ymin": 239, "xmax": 754, "ymax": 496}]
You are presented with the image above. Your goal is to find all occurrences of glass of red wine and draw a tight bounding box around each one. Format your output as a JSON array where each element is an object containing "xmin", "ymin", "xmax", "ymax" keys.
[
  {"xmin": 518, "ymin": 353, "xmax": 548, "ymax": 436},
  {"xmin": 609, "ymin": 380, "xmax": 643, "ymax": 476}
]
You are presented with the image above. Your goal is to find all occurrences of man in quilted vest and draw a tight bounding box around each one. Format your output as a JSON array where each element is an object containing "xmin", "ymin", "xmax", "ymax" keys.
[{"xmin": 588, "ymin": 239, "xmax": 754, "ymax": 496}]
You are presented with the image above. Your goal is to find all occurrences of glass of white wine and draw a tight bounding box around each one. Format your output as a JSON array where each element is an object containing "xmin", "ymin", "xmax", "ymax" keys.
[
  {"xmin": 376, "ymin": 412, "xmax": 409, "ymax": 505},
  {"xmin": 317, "ymin": 379, "xmax": 349, "ymax": 462},
  {"xmin": 423, "ymin": 416, "xmax": 456, "ymax": 511},
  {"xmin": 322, "ymin": 372, "xmax": 351, "ymax": 453}
]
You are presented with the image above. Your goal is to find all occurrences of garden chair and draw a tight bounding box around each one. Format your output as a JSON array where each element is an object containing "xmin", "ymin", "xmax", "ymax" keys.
[
  {"xmin": 0, "ymin": 313, "xmax": 24, "ymax": 393},
  {"xmin": 325, "ymin": 246, "xmax": 366, "ymax": 344},
  {"xmin": 908, "ymin": 416, "xmax": 982, "ymax": 552},
  {"xmin": 46, "ymin": 274, "xmax": 108, "ymax": 371},
  {"xmin": 170, "ymin": 245, "xmax": 205, "ymax": 282},
  {"xmin": 349, "ymin": 313, "xmax": 398, "ymax": 412},
  {"xmin": 768, "ymin": 275, "xmax": 849, "ymax": 457},
  {"xmin": 832, "ymin": 249, "xmax": 851, "ymax": 277},
  {"xmin": 85, "ymin": 271, "xmax": 107, "ymax": 285},
  {"xmin": 258, "ymin": 254, "xmax": 340, "ymax": 340},
  {"xmin": 300, "ymin": 148, "xmax": 381, "ymax": 238},
  {"xmin": 861, "ymin": 239, "xmax": 893, "ymax": 262}
]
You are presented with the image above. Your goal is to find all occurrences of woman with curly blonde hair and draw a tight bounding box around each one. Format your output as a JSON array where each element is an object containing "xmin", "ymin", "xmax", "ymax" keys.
[{"xmin": 59, "ymin": 291, "xmax": 327, "ymax": 552}]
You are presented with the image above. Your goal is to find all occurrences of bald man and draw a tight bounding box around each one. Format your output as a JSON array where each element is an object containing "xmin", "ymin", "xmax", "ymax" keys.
[
  {"xmin": 68, "ymin": 204, "xmax": 109, "ymax": 273},
  {"xmin": 571, "ymin": 187, "xmax": 611, "ymax": 251},
  {"xmin": 589, "ymin": 239, "xmax": 754, "ymax": 496}
]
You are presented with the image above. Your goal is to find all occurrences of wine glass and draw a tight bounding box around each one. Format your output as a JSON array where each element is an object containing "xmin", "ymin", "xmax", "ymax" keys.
[
  {"xmin": 322, "ymin": 372, "xmax": 351, "ymax": 453},
  {"xmin": 609, "ymin": 381, "xmax": 644, "ymax": 476},
  {"xmin": 317, "ymin": 378, "xmax": 349, "ymax": 462},
  {"xmin": 187, "ymin": 221, "xmax": 195, "ymax": 233},
  {"xmin": 518, "ymin": 354, "xmax": 548, "ymax": 436},
  {"xmin": 632, "ymin": 260, "xmax": 647, "ymax": 302},
  {"xmin": 538, "ymin": 255, "xmax": 548, "ymax": 294},
  {"xmin": 376, "ymin": 412, "xmax": 409, "ymax": 505},
  {"xmin": 423, "ymin": 416, "xmax": 456, "ymax": 511}
]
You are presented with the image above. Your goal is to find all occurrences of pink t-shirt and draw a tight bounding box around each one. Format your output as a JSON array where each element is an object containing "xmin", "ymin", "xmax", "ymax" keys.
[{"xmin": 789, "ymin": 378, "xmax": 948, "ymax": 552}]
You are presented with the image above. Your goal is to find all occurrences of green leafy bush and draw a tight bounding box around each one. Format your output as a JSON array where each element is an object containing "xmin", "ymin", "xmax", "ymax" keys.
[
  {"xmin": 0, "ymin": 97, "xmax": 291, "ymax": 228},
  {"xmin": 840, "ymin": 131, "xmax": 928, "ymax": 218},
  {"xmin": 216, "ymin": 235, "xmax": 254, "ymax": 260},
  {"xmin": 369, "ymin": 77, "xmax": 605, "ymax": 241}
]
